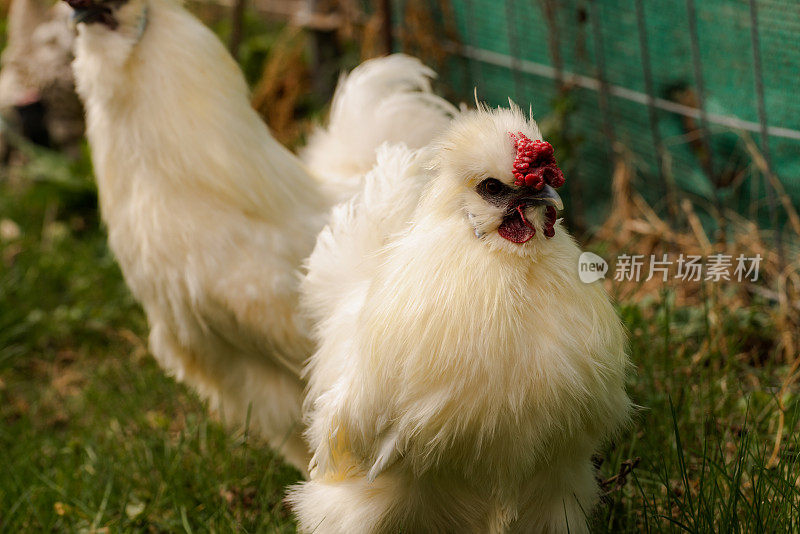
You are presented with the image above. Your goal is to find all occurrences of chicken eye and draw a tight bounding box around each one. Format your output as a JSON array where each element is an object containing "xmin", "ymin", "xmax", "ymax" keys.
[{"xmin": 478, "ymin": 178, "xmax": 504, "ymax": 196}]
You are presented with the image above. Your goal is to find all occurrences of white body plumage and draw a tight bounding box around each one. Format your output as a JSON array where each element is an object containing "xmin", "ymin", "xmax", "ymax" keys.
[
  {"xmin": 72, "ymin": 0, "xmax": 326, "ymax": 470},
  {"xmin": 290, "ymin": 106, "xmax": 631, "ymax": 533},
  {"xmin": 70, "ymin": 0, "xmax": 455, "ymax": 473}
]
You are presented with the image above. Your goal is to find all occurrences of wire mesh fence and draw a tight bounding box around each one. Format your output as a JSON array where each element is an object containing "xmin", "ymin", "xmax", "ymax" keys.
[
  {"xmin": 383, "ymin": 0, "xmax": 799, "ymax": 245},
  {"xmin": 2, "ymin": 0, "xmax": 797, "ymax": 247}
]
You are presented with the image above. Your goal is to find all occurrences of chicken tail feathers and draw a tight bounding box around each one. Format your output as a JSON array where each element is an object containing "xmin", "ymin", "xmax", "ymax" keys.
[{"xmin": 302, "ymin": 54, "xmax": 456, "ymax": 203}]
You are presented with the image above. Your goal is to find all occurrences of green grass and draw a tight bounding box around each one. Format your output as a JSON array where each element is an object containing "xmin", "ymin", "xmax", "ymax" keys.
[
  {"xmin": 0, "ymin": 145, "xmax": 301, "ymax": 532},
  {"xmin": 2, "ymin": 144, "xmax": 798, "ymax": 533},
  {"xmin": 594, "ymin": 292, "xmax": 800, "ymax": 532}
]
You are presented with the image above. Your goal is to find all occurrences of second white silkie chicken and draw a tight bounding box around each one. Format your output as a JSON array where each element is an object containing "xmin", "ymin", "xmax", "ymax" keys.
[
  {"xmin": 290, "ymin": 105, "xmax": 631, "ymax": 532},
  {"xmin": 65, "ymin": 0, "xmax": 454, "ymax": 473}
]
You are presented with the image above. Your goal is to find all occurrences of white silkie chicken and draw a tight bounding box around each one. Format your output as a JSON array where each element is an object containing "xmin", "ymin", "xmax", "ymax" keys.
[
  {"xmin": 64, "ymin": 0, "xmax": 454, "ymax": 473},
  {"xmin": 290, "ymin": 105, "xmax": 631, "ymax": 532}
]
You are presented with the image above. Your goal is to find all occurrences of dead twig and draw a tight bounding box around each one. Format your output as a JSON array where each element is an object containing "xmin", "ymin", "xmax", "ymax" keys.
[{"xmin": 600, "ymin": 457, "xmax": 641, "ymax": 496}]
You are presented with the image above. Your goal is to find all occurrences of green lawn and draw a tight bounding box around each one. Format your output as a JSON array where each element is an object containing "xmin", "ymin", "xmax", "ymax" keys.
[
  {"xmin": 1, "ymin": 144, "xmax": 798, "ymax": 533},
  {"xmin": 0, "ymin": 146, "xmax": 301, "ymax": 532}
]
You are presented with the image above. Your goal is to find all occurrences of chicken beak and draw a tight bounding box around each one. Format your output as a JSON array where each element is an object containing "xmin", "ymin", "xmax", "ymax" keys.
[
  {"xmin": 521, "ymin": 184, "xmax": 563, "ymax": 211},
  {"xmin": 71, "ymin": 7, "xmax": 96, "ymax": 23}
]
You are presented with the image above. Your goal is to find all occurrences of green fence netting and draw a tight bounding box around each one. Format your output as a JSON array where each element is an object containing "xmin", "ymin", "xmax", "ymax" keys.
[{"xmin": 390, "ymin": 0, "xmax": 799, "ymax": 234}]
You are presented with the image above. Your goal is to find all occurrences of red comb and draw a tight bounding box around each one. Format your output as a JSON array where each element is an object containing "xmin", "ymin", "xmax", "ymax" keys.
[{"xmin": 509, "ymin": 132, "xmax": 565, "ymax": 189}]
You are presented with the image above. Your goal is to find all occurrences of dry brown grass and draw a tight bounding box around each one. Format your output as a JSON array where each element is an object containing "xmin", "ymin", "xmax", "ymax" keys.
[
  {"xmin": 250, "ymin": 26, "xmax": 311, "ymax": 147},
  {"xmin": 592, "ymin": 143, "xmax": 800, "ymax": 469}
]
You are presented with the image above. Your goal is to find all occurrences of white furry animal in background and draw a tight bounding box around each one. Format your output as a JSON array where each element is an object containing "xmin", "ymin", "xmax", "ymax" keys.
[
  {"xmin": 0, "ymin": 0, "xmax": 84, "ymax": 150},
  {"xmin": 290, "ymin": 105, "xmax": 631, "ymax": 532},
  {"xmin": 66, "ymin": 0, "xmax": 454, "ymax": 473},
  {"xmin": 70, "ymin": 0, "xmax": 323, "ymax": 472}
]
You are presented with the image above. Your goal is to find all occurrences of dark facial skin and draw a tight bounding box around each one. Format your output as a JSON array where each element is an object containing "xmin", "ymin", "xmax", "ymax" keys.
[
  {"xmin": 65, "ymin": 0, "xmax": 124, "ymax": 29},
  {"xmin": 476, "ymin": 177, "xmax": 552, "ymax": 214},
  {"xmin": 475, "ymin": 178, "xmax": 515, "ymax": 209},
  {"xmin": 475, "ymin": 177, "xmax": 561, "ymax": 240}
]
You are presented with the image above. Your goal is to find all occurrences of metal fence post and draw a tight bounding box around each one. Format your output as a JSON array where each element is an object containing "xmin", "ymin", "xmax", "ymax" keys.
[
  {"xmin": 635, "ymin": 0, "xmax": 679, "ymax": 226},
  {"xmin": 685, "ymin": 0, "xmax": 726, "ymax": 239},
  {"xmin": 748, "ymin": 0, "xmax": 784, "ymax": 266}
]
